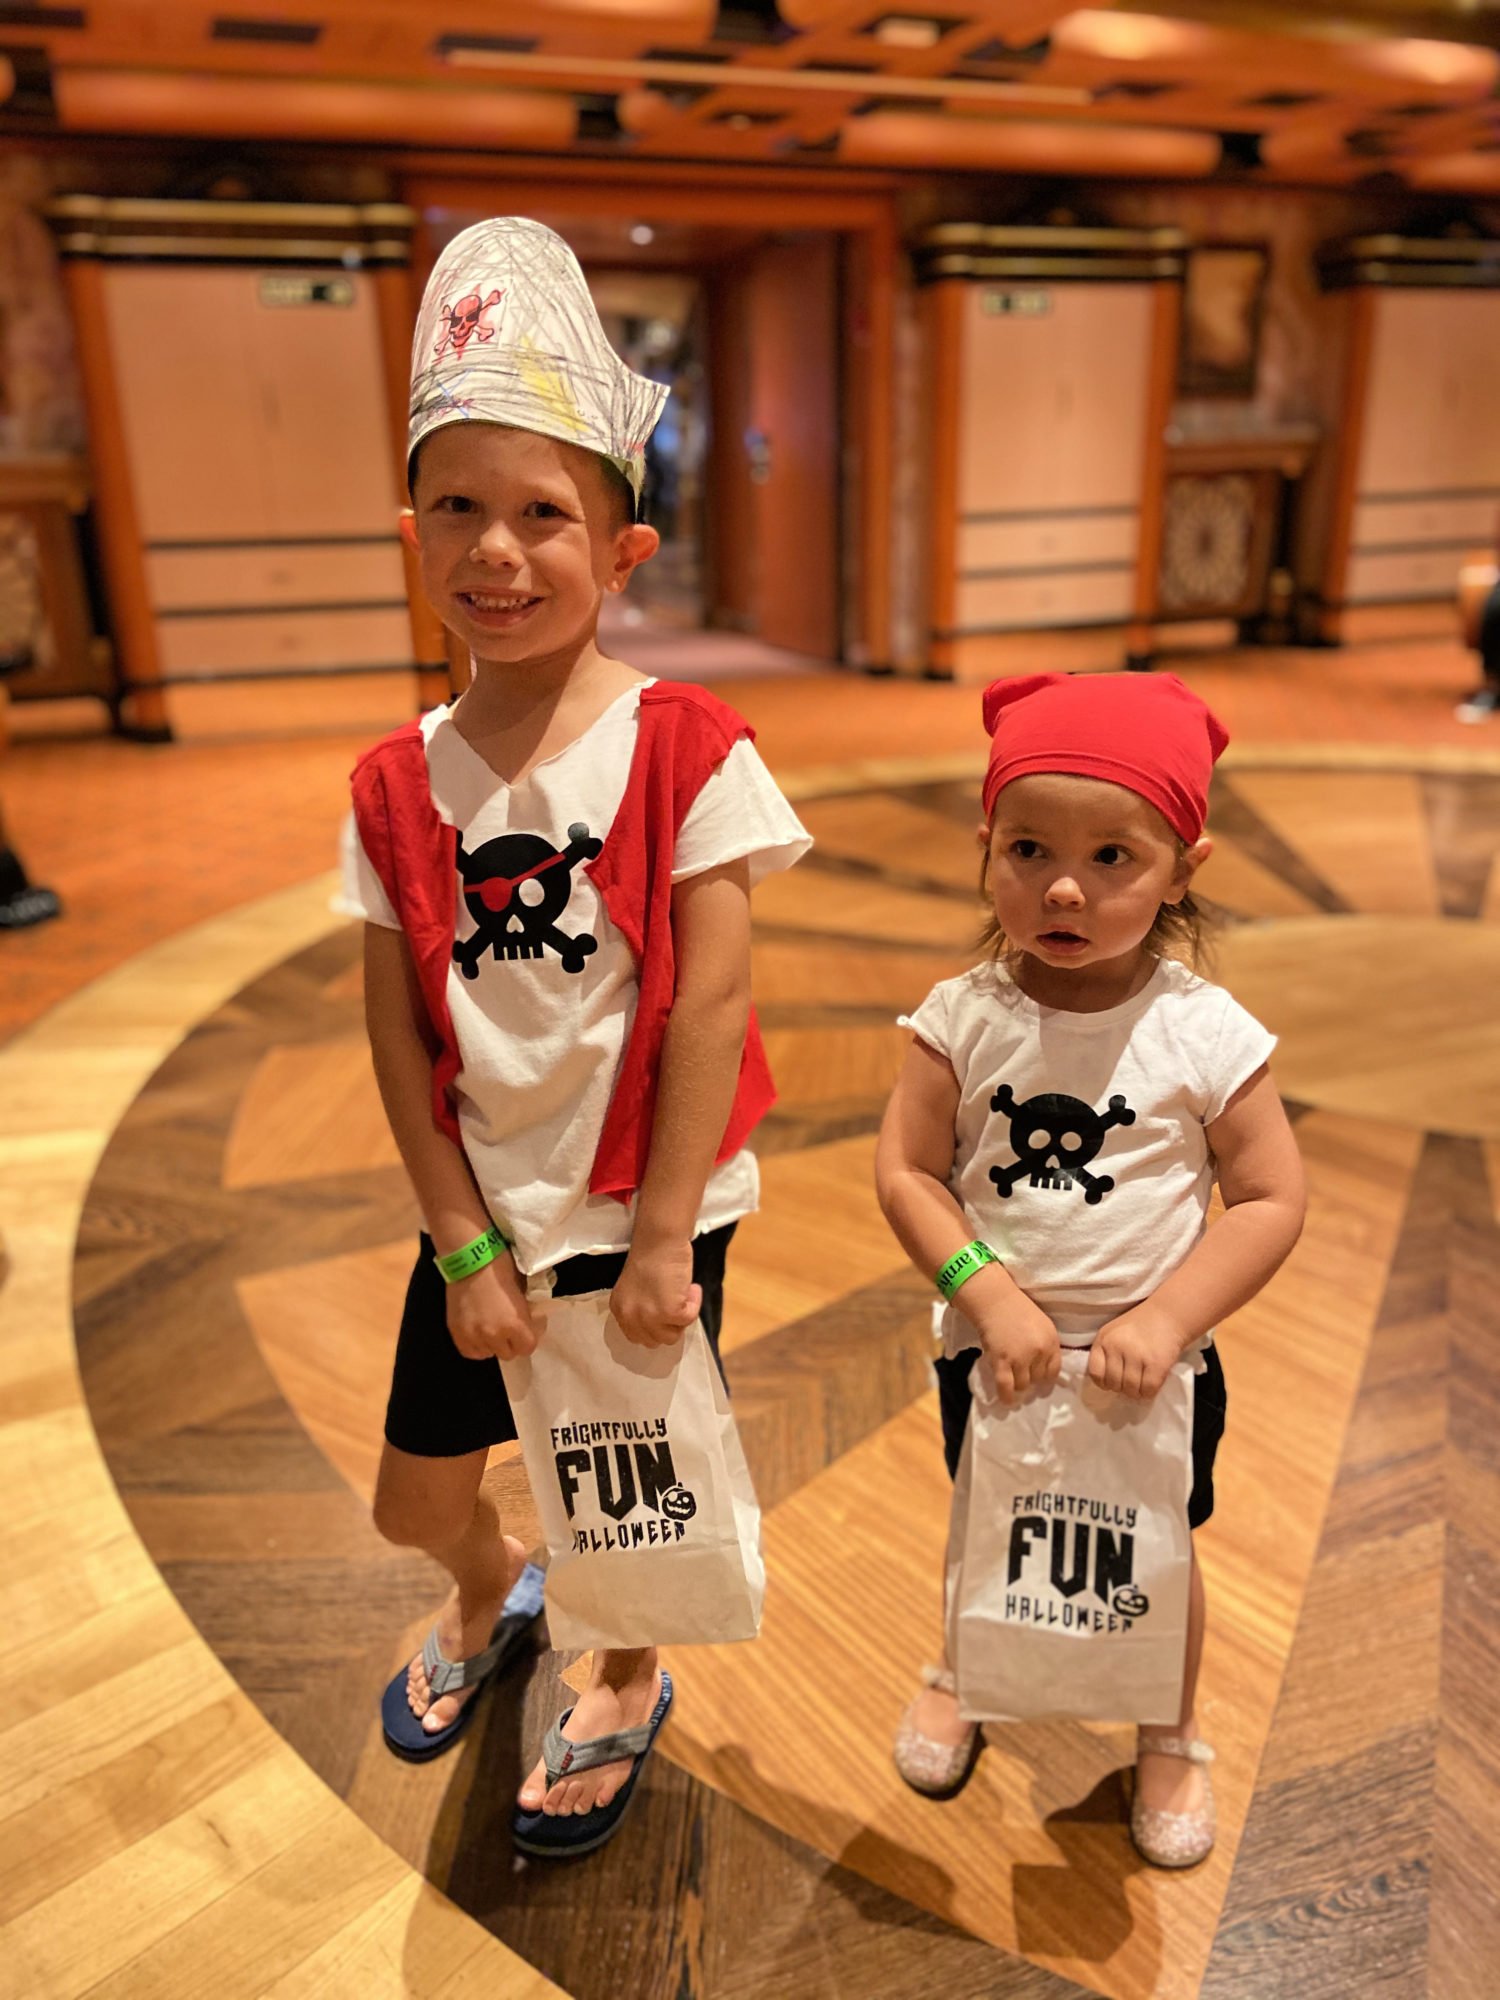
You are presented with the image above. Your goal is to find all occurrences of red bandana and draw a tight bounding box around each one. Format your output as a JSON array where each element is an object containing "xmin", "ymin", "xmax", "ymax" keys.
[{"xmin": 981, "ymin": 672, "xmax": 1229, "ymax": 842}]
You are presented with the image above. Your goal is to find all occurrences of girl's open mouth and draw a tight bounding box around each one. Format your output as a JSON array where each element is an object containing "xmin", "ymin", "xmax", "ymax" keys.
[{"xmin": 1037, "ymin": 930, "xmax": 1089, "ymax": 953}]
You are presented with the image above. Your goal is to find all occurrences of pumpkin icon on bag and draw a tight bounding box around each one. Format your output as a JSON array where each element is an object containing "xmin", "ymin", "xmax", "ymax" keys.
[{"xmin": 660, "ymin": 1484, "xmax": 697, "ymax": 1522}]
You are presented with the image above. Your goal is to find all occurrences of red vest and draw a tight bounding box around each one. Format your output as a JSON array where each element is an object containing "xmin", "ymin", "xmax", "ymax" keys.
[{"xmin": 350, "ymin": 680, "xmax": 776, "ymax": 1203}]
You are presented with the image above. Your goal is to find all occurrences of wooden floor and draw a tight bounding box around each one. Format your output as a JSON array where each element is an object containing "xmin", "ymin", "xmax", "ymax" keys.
[{"xmin": 3, "ymin": 635, "xmax": 1500, "ymax": 1997}]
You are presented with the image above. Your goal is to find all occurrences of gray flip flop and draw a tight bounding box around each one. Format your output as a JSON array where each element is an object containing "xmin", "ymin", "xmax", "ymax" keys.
[
  {"xmin": 381, "ymin": 1560, "xmax": 545, "ymax": 1761},
  {"xmin": 511, "ymin": 1670, "xmax": 674, "ymax": 1858}
]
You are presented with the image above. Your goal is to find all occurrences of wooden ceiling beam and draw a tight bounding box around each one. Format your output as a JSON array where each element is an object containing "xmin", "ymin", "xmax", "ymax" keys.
[
  {"xmin": 52, "ymin": 69, "xmax": 579, "ymax": 150},
  {"xmin": 6, "ymin": 0, "xmax": 1499, "ymax": 183}
]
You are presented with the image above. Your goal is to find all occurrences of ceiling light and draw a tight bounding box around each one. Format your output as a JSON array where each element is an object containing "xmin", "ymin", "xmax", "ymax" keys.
[
  {"xmin": 1056, "ymin": 10, "xmax": 1193, "ymax": 63},
  {"xmin": 874, "ymin": 16, "xmax": 943, "ymax": 50},
  {"xmin": 630, "ymin": 223, "xmax": 655, "ymax": 245},
  {"xmin": 1388, "ymin": 37, "xmax": 1495, "ymax": 90}
]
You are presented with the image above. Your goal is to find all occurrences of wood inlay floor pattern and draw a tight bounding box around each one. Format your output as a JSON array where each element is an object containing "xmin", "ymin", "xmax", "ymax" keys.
[{"xmin": 56, "ymin": 766, "xmax": 1500, "ymax": 1997}]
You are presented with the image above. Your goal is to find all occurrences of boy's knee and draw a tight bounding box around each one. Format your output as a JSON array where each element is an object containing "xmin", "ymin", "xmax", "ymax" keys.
[{"xmin": 372, "ymin": 1489, "xmax": 469, "ymax": 1553}]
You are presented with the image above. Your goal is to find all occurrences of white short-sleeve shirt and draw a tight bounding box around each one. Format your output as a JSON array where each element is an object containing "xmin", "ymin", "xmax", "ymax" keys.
[
  {"xmin": 343, "ymin": 681, "xmax": 811, "ymax": 1273},
  {"xmin": 906, "ymin": 957, "xmax": 1277, "ymax": 1348}
]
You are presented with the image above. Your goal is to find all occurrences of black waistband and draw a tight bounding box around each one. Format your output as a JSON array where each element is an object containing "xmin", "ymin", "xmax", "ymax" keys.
[
  {"xmin": 550, "ymin": 1219, "xmax": 737, "ymax": 1296},
  {"xmin": 550, "ymin": 1245, "xmax": 631, "ymax": 1297},
  {"xmin": 421, "ymin": 1221, "xmax": 735, "ymax": 1297}
]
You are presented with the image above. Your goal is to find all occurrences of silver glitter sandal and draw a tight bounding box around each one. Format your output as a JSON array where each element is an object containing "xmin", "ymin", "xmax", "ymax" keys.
[
  {"xmin": 893, "ymin": 1664, "xmax": 982, "ymax": 1799},
  {"xmin": 1130, "ymin": 1733, "xmax": 1216, "ymax": 1868}
]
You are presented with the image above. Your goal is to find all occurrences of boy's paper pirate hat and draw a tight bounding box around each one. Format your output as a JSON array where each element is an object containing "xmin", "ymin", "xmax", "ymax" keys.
[{"xmin": 408, "ymin": 216, "xmax": 668, "ymax": 506}]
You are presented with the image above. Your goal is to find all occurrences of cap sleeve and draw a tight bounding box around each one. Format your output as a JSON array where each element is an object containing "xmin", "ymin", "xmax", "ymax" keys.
[
  {"xmin": 1202, "ymin": 991, "xmax": 1277, "ymax": 1123},
  {"xmin": 335, "ymin": 810, "xmax": 401, "ymax": 928},
  {"xmin": 671, "ymin": 737, "xmax": 812, "ymax": 886},
  {"xmin": 901, "ymin": 980, "xmax": 955, "ymax": 1060}
]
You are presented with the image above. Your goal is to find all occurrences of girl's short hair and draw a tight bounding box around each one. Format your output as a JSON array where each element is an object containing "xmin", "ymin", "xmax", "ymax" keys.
[{"xmin": 976, "ymin": 837, "xmax": 1219, "ymax": 974}]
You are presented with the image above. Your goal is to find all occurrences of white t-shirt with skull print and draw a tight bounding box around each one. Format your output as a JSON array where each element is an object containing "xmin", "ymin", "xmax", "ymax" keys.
[
  {"xmin": 342, "ymin": 682, "xmax": 811, "ymax": 1275},
  {"xmin": 904, "ymin": 957, "xmax": 1276, "ymax": 1351}
]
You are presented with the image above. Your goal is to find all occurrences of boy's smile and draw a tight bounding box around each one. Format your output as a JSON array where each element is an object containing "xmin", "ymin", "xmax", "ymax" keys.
[{"xmin": 456, "ymin": 586, "xmax": 544, "ymax": 632}]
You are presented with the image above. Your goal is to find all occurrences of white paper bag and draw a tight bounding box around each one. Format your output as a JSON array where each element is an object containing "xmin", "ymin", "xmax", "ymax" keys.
[
  {"xmin": 501, "ymin": 1292, "xmax": 765, "ymax": 1651},
  {"xmin": 946, "ymin": 1350, "xmax": 1194, "ymax": 1724}
]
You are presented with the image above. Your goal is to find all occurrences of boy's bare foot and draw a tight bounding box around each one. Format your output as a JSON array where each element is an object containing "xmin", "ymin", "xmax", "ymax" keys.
[
  {"xmin": 1136, "ymin": 1719, "xmax": 1209, "ymax": 1815},
  {"xmin": 517, "ymin": 1651, "xmax": 661, "ymax": 1817},
  {"xmin": 405, "ymin": 1532, "xmax": 527, "ymax": 1735}
]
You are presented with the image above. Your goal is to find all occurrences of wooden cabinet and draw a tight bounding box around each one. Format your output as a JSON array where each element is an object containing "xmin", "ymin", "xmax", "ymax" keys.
[
  {"xmin": 46, "ymin": 199, "xmax": 435, "ymax": 736},
  {"xmin": 916, "ymin": 223, "xmax": 1185, "ymax": 680},
  {"xmin": 103, "ymin": 264, "xmax": 413, "ymax": 697},
  {"xmin": 0, "ymin": 455, "xmax": 114, "ymax": 727},
  {"xmin": 1154, "ymin": 426, "xmax": 1316, "ymax": 633},
  {"xmin": 1300, "ymin": 234, "xmax": 1500, "ymax": 643}
]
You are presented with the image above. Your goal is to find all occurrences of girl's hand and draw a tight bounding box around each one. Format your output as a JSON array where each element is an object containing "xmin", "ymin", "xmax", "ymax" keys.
[
  {"xmin": 966, "ymin": 1270, "xmax": 1062, "ymax": 1405},
  {"xmin": 444, "ymin": 1253, "xmax": 539, "ymax": 1361},
  {"xmin": 612, "ymin": 1239, "xmax": 701, "ymax": 1348},
  {"xmin": 1088, "ymin": 1302, "xmax": 1188, "ymax": 1400}
]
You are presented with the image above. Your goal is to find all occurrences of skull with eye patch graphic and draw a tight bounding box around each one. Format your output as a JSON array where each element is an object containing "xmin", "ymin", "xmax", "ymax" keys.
[
  {"xmin": 453, "ymin": 822, "xmax": 603, "ymax": 978},
  {"xmin": 988, "ymin": 1083, "xmax": 1135, "ymax": 1206}
]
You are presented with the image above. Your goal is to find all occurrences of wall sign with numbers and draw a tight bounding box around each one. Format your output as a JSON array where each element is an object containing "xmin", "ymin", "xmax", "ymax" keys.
[
  {"xmin": 257, "ymin": 275, "xmax": 356, "ymax": 309},
  {"xmin": 982, "ymin": 289, "xmax": 1051, "ymax": 318}
]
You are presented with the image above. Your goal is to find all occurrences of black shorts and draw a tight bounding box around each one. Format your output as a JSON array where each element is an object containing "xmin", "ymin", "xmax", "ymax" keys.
[
  {"xmin": 384, "ymin": 1223, "xmax": 736, "ymax": 1459},
  {"xmin": 934, "ymin": 1342, "xmax": 1227, "ymax": 1531}
]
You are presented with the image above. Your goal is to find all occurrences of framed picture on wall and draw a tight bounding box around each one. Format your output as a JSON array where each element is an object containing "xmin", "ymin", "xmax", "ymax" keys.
[{"xmin": 1178, "ymin": 244, "xmax": 1269, "ymax": 399}]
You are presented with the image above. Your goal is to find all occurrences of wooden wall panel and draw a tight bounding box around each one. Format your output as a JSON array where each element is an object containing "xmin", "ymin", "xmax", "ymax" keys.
[
  {"xmin": 955, "ymin": 565, "xmax": 1134, "ymax": 631},
  {"xmin": 155, "ymin": 606, "xmax": 413, "ymax": 677},
  {"xmin": 103, "ymin": 267, "xmax": 275, "ymax": 545},
  {"xmin": 1354, "ymin": 291, "xmax": 1450, "ymax": 500},
  {"xmin": 252, "ymin": 275, "xmax": 404, "ymax": 541},
  {"xmin": 958, "ymin": 511, "xmax": 1138, "ymax": 573},
  {"xmin": 957, "ymin": 284, "xmax": 1152, "ymax": 517},
  {"xmin": 147, "ymin": 543, "xmax": 407, "ymax": 612},
  {"xmin": 102, "ymin": 266, "xmax": 399, "ymax": 546}
]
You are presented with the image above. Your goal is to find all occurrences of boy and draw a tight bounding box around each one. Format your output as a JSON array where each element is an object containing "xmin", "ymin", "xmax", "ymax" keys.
[{"xmin": 345, "ymin": 218, "xmax": 809, "ymax": 1856}]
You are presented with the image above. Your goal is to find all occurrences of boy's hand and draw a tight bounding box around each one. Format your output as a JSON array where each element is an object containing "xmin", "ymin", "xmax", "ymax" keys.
[
  {"xmin": 611, "ymin": 1239, "xmax": 701, "ymax": 1348},
  {"xmin": 1088, "ymin": 1301, "xmax": 1189, "ymax": 1400},
  {"xmin": 964, "ymin": 1270, "xmax": 1062, "ymax": 1406},
  {"xmin": 445, "ymin": 1253, "xmax": 538, "ymax": 1362}
]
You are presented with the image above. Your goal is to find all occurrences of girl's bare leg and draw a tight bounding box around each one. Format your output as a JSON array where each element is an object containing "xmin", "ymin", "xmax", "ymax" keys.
[
  {"xmin": 1136, "ymin": 1542, "xmax": 1208, "ymax": 1812},
  {"xmin": 903, "ymin": 1642, "xmax": 972, "ymax": 1747}
]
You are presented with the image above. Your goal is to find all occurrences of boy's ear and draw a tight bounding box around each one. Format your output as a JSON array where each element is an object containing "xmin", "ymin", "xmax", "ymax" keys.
[
  {"xmin": 1165, "ymin": 835, "xmax": 1213, "ymax": 903},
  {"xmin": 398, "ymin": 507, "xmax": 419, "ymax": 555},
  {"xmin": 605, "ymin": 520, "xmax": 660, "ymax": 593}
]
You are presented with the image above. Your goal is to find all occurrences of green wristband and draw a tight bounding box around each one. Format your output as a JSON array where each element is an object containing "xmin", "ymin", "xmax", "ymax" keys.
[
  {"xmin": 935, "ymin": 1240, "xmax": 1000, "ymax": 1302},
  {"xmin": 433, "ymin": 1224, "xmax": 508, "ymax": 1285}
]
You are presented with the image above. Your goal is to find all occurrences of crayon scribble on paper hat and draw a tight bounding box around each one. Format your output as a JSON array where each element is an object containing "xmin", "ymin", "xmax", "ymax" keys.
[{"xmin": 408, "ymin": 216, "xmax": 669, "ymax": 505}]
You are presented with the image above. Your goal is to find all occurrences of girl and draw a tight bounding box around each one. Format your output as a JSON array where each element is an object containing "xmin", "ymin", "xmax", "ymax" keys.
[{"xmin": 874, "ymin": 670, "xmax": 1305, "ymax": 1868}]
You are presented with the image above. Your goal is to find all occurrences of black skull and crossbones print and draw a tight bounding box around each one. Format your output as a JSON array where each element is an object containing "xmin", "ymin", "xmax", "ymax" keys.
[
  {"xmin": 988, "ymin": 1083, "xmax": 1136, "ymax": 1206},
  {"xmin": 453, "ymin": 821, "xmax": 603, "ymax": 978}
]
